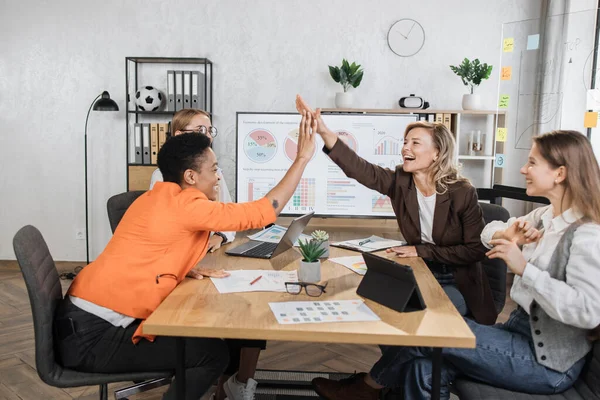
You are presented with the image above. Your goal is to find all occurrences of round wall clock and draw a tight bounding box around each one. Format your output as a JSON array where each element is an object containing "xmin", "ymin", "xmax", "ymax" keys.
[{"xmin": 387, "ymin": 19, "xmax": 425, "ymax": 57}]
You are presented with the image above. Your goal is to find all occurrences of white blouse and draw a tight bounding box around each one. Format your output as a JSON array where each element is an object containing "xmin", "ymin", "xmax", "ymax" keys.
[{"xmin": 481, "ymin": 206, "xmax": 600, "ymax": 329}]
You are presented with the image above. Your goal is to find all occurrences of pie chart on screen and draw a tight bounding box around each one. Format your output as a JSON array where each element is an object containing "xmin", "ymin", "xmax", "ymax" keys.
[
  {"xmin": 336, "ymin": 130, "xmax": 358, "ymax": 152},
  {"xmin": 284, "ymin": 128, "xmax": 317, "ymax": 162},
  {"xmin": 244, "ymin": 129, "xmax": 277, "ymax": 163}
]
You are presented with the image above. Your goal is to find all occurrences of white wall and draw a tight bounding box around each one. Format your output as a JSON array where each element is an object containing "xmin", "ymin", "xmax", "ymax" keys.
[{"xmin": 0, "ymin": 0, "xmax": 543, "ymax": 260}]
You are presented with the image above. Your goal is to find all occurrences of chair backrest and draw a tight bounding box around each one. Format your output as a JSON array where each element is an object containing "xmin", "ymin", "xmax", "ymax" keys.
[
  {"xmin": 13, "ymin": 225, "xmax": 64, "ymax": 386},
  {"xmin": 582, "ymin": 342, "xmax": 600, "ymax": 397},
  {"xmin": 107, "ymin": 191, "xmax": 146, "ymax": 233},
  {"xmin": 479, "ymin": 203, "xmax": 510, "ymax": 315}
]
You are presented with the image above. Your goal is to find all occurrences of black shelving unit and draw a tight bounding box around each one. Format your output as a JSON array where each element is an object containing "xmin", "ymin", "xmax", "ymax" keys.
[{"xmin": 124, "ymin": 56, "xmax": 213, "ymax": 190}]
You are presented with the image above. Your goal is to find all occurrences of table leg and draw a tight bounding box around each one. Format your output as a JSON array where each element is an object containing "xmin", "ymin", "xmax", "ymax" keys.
[
  {"xmin": 431, "ymin": 347, "xmax": 442, "ymax": 400},
  {"xmin": 176, "ymin": 337, "xmax": 186, "ymax": 400}
]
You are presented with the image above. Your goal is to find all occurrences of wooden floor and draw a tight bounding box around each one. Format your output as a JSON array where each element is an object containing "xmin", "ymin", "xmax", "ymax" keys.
[{"xmin": 0, "ymin": 260, "xmax": 516, "ymax": 400}]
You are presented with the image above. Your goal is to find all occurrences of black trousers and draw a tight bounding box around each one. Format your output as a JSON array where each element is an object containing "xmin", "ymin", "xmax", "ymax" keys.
[{"xmin": 54, "ymin": 297, "xmax": 264, "ymax": 400}]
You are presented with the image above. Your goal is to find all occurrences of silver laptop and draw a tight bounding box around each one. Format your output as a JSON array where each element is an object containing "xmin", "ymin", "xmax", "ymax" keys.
[{"xmin": 225, "ymin": 212, "xmax": 315, "ymax": 259}]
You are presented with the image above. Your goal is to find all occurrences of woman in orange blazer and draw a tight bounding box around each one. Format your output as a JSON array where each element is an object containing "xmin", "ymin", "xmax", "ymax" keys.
[{"xmin": 55, "ymin": 113, "xmax": 317, "ymax": 400}]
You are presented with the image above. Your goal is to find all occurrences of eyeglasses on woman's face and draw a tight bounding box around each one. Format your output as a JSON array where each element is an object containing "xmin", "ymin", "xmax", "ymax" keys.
[
  {"xmin": 181, "ymin": 125, "xmax": 218, "ymax": 138},
  {"xmin": 285, "ymin": 282, "xmax": 328, "ymax": 297}
]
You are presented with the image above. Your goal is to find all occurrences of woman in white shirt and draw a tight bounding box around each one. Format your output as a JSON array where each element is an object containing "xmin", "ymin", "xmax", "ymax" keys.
[{"xmin": 313, "ymin": 130, "xmax": 600, "ymax": 400}]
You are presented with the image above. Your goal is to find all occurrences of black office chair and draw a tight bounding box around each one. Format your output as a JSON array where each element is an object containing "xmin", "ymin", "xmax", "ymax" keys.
[
  {"xmin": 455, "ymin": 342, "xmax": 600, "ymax": 399},
  {"xmin": 13, "ymin": 225, "xmax": 172, "ymax": 400},
  {"xmin": 107, "ymin": 190, "xmax": 146, "ymax": 233},
  {"xmin": 479, "ymin": 202, "xmax": 510, "ymax": 315}
]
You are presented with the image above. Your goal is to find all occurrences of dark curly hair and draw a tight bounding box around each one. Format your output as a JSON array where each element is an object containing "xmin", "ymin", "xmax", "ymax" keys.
[{"xmin": 157, "ymin": 132, "xmax": 212, "ymax": 184}]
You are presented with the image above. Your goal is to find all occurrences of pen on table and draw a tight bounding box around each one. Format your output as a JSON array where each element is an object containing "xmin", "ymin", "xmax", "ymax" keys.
[
  {"xmin": 250, "ymin": 275, "xmax": 263, "ymax": 286},
  {"xmin": 358, "ymin": 239, "xmax": 372, "ymax": 246}
]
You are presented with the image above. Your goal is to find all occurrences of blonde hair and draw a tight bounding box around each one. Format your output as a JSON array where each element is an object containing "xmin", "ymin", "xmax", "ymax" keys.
[
  {"xmin": 533, "ymin": 130, "xmax": 600, "ymax": 224},
  {"xmin": 403, "ymin": 121, "xmax": 469, "ymax": 194},
  {"xmin": 170, "ymin": 109, "xmax": 211, "ymax": 136}
]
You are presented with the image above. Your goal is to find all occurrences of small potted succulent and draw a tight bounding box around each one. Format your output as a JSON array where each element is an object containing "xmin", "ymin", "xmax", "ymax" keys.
[
  {"xmin": 329, "ymin": 59, "xmax": 364, "ymax": 108},
  {"xmin": 311, "ymin": 230, "xmax": 330, "ymax": 258},
  {"xmin": 297, "ymin": 238, "xmax": 327, "ymax": 283},
  {"xmin": 449, "ymin": 57, "xmax": 493, "ymax": 110}
]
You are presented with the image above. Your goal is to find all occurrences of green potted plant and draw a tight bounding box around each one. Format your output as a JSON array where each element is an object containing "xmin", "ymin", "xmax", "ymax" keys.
[
  {"xmin": 449, "ymin": 57, "xmax": 493, "ymax": 110},
  {"xmin": 297, "ymin": 238, "xmax": 327, "ymax": 282},
  {"xmin": 311, "ymin": 230, "xmax": 330, "ymax": 258},
  {"xmin": 329, "ymin": 59, "xmax": 364, "ymax": 108}
]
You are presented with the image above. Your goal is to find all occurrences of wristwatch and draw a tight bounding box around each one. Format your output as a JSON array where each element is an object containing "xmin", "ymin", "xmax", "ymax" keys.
[{"xmin": 214, "ymin": 232, "xmax": 228, "ymax": 244}]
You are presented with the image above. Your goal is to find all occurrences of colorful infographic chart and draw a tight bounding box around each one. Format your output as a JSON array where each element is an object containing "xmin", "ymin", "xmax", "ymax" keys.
[
  {"xmin": 284, "ymin": 128, "xmax": 317, "ymax": 162},
  {"xmin": 374, "ymin": 136, "xmax": 401, "ymax": 155},
  {"xmin": 372, "ymin": 194, "xmax": 394, "ymax": 214},
  {"xmin": 247, "ymin": 177, "xmax": 275, "ymax": 201},
  {"xmin": 336, "ymin": 130, "xmax": 358, "ymax": 152},
  {"xmin": 236, "ymin": 112, "xmax": 417, "ymax": 217},
  {"xmin": 244, "ymin": 129, "xmax": 277, "ymax": 163}
]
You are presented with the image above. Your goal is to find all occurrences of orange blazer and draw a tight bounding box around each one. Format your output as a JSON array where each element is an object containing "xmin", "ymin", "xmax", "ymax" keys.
[{"xmin": 68, "ymin": 182, "xmax": 277, "ymax": 343}]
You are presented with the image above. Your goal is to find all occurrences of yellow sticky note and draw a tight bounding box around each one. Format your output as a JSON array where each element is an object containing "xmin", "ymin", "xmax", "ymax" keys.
[
  {"xmin": 584, "ymin": 111, "xmax": 598, "ymax": 128},
  {"xmin": 496, "ymin": 127, "xmax": 507, "ymax": 142},
  {"xmin": 501, "ymin": 66, "xmax": 512, "ymax": 81},
  {"xmin": 503, "ymin": 38, "xmax": 514, "ymax": 52},
  {"xmin": 499, "ymin": 95, "xmax": 510, "ymax": 108}
]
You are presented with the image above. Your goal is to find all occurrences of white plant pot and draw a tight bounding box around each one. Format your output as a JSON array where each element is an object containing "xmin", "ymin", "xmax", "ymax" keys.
[
  {"xmin": 462, "ymin": 94, "xmax": 481, "ymax": 110},
  {"xmin": 317, "ymin": 240, "xmax": 330, "ymax": 259},
  {"xmin": 299, "ymin": 260, "xmax": 321, "ymax": 283},
  {"xmin": 335, "ymin": 92, "xmax": 353, "ymax": 108}
]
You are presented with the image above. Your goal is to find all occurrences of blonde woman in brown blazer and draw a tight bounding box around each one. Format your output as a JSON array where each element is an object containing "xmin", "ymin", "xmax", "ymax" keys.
[{"xmin": 296, "ymin": 96, "xmax": 496, "ymax": 399}]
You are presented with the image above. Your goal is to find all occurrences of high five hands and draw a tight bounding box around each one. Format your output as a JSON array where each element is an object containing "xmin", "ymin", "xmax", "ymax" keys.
[
  {"xmin": 487, "ymin": 220, "xmax": 543, "ymax": 276},
  {"xmin": 296, "ymin": 95, "xmax": 338, "ymax": 149}
]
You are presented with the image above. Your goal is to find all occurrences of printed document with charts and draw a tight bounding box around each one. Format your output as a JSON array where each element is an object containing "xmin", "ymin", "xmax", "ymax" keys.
[
  {"xmin": 210, "ymin": 270, "xmax": 298, "ymax": 294},
  {"xmin": 269, "ymin": 300, "xmax": 380, "ymax": 324}
]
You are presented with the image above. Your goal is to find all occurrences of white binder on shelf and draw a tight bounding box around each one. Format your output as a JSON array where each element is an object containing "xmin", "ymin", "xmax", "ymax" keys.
[
  {"xmin": 142, "ymin": 123, "xmax": 151, "ymax": 164},
  {"xmin": 167, "ymin": 70, "xmax": 175, "ymax": 111},
  {"xmin": 134, "ymin": 123, "xmax": 142, "ymax": 164},
  {"xmin": 175, "ymin": 70, "xmax": 183, "ymax": 111},
  {"xmin": 191, "ymin": 71, "xmax": 200, "ymax": 109},
  {"xmin": 183, "ymin": 71, "xmax": 191, "ymax": 109},
  {"xmin": 128, "ymin": 125, "xmax": 137, "ymax": 163}
]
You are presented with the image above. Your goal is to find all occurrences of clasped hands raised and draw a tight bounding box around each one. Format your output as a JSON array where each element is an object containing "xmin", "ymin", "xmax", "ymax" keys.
[{"xmin": 487, "ymin": 219, "xmax": 543, "ymax": 276}]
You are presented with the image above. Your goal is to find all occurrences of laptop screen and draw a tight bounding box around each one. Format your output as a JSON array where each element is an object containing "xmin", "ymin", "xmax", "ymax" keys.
[{"xmin": 271, "ymin": 211, "xmax": 315, "ymax": 258}]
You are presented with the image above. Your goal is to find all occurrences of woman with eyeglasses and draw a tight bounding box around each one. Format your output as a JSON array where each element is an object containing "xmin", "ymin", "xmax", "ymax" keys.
[{"xmin": 150, "ymin": 109, "xmax": 232, "ymax": 254}]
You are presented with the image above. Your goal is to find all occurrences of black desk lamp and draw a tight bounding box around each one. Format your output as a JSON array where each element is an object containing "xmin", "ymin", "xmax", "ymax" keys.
[{"xmin": 84, "ymin": 91, "xmax": 119, "ymax": 264}]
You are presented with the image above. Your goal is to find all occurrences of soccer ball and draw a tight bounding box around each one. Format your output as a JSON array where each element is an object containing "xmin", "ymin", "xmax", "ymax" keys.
[{"xmin": 135, "ymin": 86, "xmax": 163, "ymax": 111}]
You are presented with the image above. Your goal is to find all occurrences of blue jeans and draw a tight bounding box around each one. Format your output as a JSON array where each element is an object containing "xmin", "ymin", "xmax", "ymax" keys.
[
  {"xmin": 370, "ymin": 308, "xmax": 585, "ymax": 399},
  {"xmin": 432, "ymin": 271, "xmax": 467, "ymax": 317}
]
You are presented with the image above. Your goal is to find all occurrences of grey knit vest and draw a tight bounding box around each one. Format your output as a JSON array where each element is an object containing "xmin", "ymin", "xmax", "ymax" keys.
[{"xmin": 528, "ymin": 219, "xmax": 593, "ymax": 372}]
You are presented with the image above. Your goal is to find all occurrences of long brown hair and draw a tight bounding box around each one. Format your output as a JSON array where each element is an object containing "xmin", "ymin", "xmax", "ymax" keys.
[
  {"xmin": 533, "ymin": 130, "xmax": 600, "ymax": 224},
  {"xmin": 170, "ymin": 109, "xmax": 211, "ymax": 136},
  {"xmin": 403, "ymin": 121, "xmax": 469, "ymax": 194}
]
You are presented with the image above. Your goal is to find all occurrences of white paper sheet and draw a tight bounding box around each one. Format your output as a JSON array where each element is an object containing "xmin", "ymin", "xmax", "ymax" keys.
[
  {"xmin": 210, "ymin": 270, "xmax": 298, "ymax": 293},
  {"xmin": 329, "ymin": 255, "xmax": 368, "ymax": 275},
  {"xmin": 269, "ymin": 300, "xmax": 380, "ymax": 324},
  {"xmin": 247, "ymin": 225, "xmax": 313, "ymax": 246}
]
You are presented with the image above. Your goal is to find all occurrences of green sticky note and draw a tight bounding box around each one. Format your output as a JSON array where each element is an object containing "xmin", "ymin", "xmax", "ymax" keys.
[{"xmin": 499, "ymin": 95, "xmax": 510, "ymax": 108}]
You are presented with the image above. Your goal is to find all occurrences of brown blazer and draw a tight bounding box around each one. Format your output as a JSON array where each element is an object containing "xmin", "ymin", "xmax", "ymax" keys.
[{"xmin": 326, "ymin": 140, "xmax": 497, "ymax": 325}]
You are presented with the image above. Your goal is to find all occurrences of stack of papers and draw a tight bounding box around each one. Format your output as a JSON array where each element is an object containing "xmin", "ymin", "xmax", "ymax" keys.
[
  {"xmin": 210, "ymin": 270, "xmax": 298, "ymax": 293},
  {"xmin": 247, "ymin": 225, "xmax": 313, "ymax": 246},
  {"xmin": 331, "ymin": 235, "xmax": 406, "ymax": 253},
  {"xmin": 269, "ymin": 300, "xmax": 380, "ymax": 324}
]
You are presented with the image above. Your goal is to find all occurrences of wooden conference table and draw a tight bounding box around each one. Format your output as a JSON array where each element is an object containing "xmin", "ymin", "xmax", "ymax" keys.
[{"xmin": 144, "ymin": 228, "xmax": 476, "ymax": 400}]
